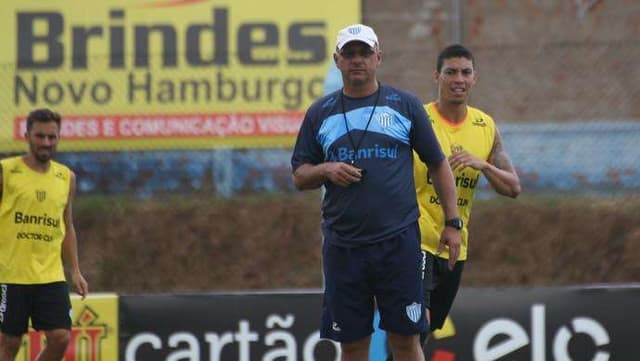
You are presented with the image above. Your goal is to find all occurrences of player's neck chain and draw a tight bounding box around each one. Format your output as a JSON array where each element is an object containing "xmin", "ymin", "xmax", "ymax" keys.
[{"xmin": 341, "ymin": 83, "xmax": 381, "ymax": 168}]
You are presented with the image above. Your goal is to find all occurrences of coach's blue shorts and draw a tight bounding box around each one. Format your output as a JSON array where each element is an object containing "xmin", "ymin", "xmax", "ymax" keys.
[{"xmin": 320, "ymin": 222, "xmax": 427, "ymax": 343}]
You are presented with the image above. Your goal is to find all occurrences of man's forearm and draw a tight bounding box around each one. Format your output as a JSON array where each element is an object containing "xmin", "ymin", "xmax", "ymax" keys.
[
  {"xmin": 482, "ymin": 164, "xmax": 521, "ymax": 198},
  {"xmin": 62, "ymin": 232, "xmax": 81, "ymax": 274},
  {"xmin": 292, "ymin": 163, "xmax": 327, "ymax": 190}
]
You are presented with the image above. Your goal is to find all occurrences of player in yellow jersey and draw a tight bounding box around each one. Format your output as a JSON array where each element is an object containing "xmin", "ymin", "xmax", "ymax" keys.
[
  {"xmin": 384, "ymin": 44, "xmax": 521, "ymax": 360},
  {"xmin": 416, "ymin": 44, "xmax": 521, "ymax": 351},
  {"xmin": 0, "ymin": 109, "xmax": 88, "ymax": 361}
]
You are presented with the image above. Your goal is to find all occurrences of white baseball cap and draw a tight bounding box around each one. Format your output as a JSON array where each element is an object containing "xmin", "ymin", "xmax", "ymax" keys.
[{"xmin": 336, "ymin": 24, "xmax": 379, "ymax": 51}]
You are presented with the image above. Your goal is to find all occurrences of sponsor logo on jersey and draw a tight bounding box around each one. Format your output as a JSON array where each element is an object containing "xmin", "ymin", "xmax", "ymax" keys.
[
  {"xmin": 0, "ymin": 285, "xmax": 7, "ymax": 323},
  {"xmin": 14, "ymin": 211, "xmax": 60, "ymax": 227},
  {"xmin": 16, "ymin": 232, "xmax": 54, "ymax": 242},
  {"xmin": 385, "ymin": 93, "xmax": 401, "ymax": 102},
  {"xmin": 472, "ymin": 118, "xmax": 487, "ymax": 127},
  {"xmin": 327, "ymin": 144, "xmax": 399, "ymax": 162},
  {"xmin": 35, "ymin": 189, "xmax": 46, "ymax": 202},
  {"xmin": 377, "ymin": 112, "xmax": 393, "ymax": 128}
]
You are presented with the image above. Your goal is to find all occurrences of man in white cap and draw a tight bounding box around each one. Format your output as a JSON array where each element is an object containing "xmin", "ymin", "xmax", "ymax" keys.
[{"xmin": 291, "ymin": 24, "xmax": 461, "ymax": 360}]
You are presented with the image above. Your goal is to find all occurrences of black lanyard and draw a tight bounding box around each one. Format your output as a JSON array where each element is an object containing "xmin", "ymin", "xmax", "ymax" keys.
[{"xmin": 340, "ymin": 85, "xmax": 381, "ymax": 166}]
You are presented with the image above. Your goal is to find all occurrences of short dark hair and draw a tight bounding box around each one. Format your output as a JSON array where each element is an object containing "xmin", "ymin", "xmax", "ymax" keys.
[
  {"xmin": 436, "ymin": 44, "xmax": 475, "ymax": 72},
  {"xmin": 26, "ymin": 108, "xmax": 61, "ymax": 132}
]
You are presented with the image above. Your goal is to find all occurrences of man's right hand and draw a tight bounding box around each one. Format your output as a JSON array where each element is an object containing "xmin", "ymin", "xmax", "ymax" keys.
[
  {"xmin": 325, "ymin": 162, "xmax": 364, "ymax": 187},
  {"xmin": 437, "ymin": 226, "xmax": 461, "ymax": 270}
]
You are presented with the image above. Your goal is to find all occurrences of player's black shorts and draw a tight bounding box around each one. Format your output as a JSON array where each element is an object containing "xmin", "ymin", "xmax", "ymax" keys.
[
  {"xmin": 422, "ymin": 251, "xmax": 465, "ymax": 331},
  {"xmin": 0, "ymin": 282, "xmax": 72, "ymax": 336}
]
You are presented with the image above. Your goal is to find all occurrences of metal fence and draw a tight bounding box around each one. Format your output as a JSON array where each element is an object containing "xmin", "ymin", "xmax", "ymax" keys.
[{"xmin": 2, "ymin": 1, "xmax": 638, "ymax": 198}]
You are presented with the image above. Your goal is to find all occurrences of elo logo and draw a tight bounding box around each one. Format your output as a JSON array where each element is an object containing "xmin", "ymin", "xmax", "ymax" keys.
[{"xmin": 473, "ymin": 304, "xmax": 610, "ymax": 361}]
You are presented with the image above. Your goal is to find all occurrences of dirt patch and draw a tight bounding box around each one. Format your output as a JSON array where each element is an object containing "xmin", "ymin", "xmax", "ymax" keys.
[{"xmin": 75, "ymin": 193, "xmax": 640, "ymax": 293}]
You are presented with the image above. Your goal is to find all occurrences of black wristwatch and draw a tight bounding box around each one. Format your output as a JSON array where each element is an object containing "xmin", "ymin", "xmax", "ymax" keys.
[{"xmin": 444, "ymin": 218, "xmax": 463, "ymax": 230}]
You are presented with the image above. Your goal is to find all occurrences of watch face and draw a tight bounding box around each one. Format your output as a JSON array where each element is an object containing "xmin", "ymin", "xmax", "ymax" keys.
[{"xmin": 446, "ymin": 218, "xmax": 463, "ymax": 230}]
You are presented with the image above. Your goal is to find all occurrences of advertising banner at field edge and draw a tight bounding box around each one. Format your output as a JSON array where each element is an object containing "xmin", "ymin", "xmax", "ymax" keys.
[
  {"xmin": 0, "ymin": 0, "xmax": 360, "ymax": 152},
  {"xmin": 422, "ymin": 286, "xmax": 638, "ymax": 361},
  {"xmin": 13, "ymin": 293, "xmax": 119, "ymax": 361},
  {"xmin": 8, "ymin": 285, "xmax": 634, "ymax": 360},
  {"xmin": 119, "ymin": 292, "xmax": 340, "ymax": 361},
  {"xmin": 118, "ymin": 286, "xmax": 640, "ymax": 361}
]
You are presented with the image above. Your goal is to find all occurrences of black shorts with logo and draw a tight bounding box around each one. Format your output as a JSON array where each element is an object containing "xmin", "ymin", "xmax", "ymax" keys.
[
  {"xmin": 422, "ymin": 251, "xmax": 465, "ymax": 331},
  {"xmin": 0, "ymin": 282, "xmax": 72, "ymax": 336}
]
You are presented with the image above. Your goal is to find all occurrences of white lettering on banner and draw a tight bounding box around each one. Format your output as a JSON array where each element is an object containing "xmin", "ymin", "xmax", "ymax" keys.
[
  {"xmin": 15, "ymin": 113, "xmax": 304, "ymax": 140},
  {"xmin": 474, "ymin": 319, "xmax": 528, "ymax": 360},
  {"xmin": 257, "ymin": 115, "xmax": 304, "ymax": 134},
  {"xmin": 204, "ymin": 332, "xmax": 234, "ymax": 359},
  {"xmin": 553, "ymin": 318, "xmax": 610, "ymax": 361},
  {"xmin": 125, "ymin": 333, "xmax": 162, "ymax": 359},
  {"xmin": 264, "ymin": 316, "xmax": 295, "ymax": 360},
  {"xmin": 124, "ymin": 314, "xmax": 341, "ymax": 361},
  {"xmin": 167, "ymin": 332, "xmax": 199, "ymax": 361},
  {"xmin": 103, "ymin": 118, "xmax": 116, "ymax": 136},
  {"xmin": 303, "ymin": 331, "xmax": 340, "ymax": 361},
  {"xmin": 60, "ymin": 117, "xmax": 101, "ymax": 137},
  {"xmin": 473, "ymin": 304, "xmax": 610, "ymax": 361},
  {"xmin": 236, "ymin": 320, "xmax": 259, "ymax": 360}
]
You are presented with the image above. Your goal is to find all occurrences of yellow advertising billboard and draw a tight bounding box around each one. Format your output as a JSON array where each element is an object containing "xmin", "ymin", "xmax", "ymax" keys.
[
  {"xmin": 1, "ymin": 0, "xmax": 359, "ymax": 151},
  {"xmin": 13, "ymin": 293, "xmax": 119, "ymax": 361}
]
